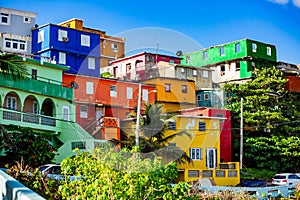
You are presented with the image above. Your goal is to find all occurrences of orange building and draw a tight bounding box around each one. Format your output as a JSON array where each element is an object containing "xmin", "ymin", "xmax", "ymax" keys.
[
  {"xmin": 63, "ymin": 74, "xmax": 156, "ymax": 140},
  {"xmin": 141, "ymin": 77, "xmax": 196, "ymax": 113}
]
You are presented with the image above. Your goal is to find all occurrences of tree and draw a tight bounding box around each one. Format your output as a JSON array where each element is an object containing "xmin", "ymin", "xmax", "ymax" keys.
[
  {"xmin": 113, "ymin": 103, "xmax": 192, "ymax": 165},
  {"xmin": 224, "ymin": 66, "xmax": 300, "ymax": 172},
  {"xmin": 0, "ymin": 124, "xmax": 57, "ymax": 168},
  {"xmin": 0, "ymin": 53, "xmax": 27, "ymax": 80},
  {"xmin": 58, "ymin": 146, "xmax": 191, "ymax": 199}
]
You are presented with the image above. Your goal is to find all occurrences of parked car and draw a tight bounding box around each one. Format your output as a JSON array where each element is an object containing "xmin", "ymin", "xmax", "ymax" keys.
[
  {"xmin": 38, "ymin": 164, "xmax": 80, "ymax": 181},
  {"xmin": 236, "ymin": 179, "xmax": 268, "ymax": 187},
  {"xmin": 271, "ymin": 173, "xmax": 300, "ymax": 186}
]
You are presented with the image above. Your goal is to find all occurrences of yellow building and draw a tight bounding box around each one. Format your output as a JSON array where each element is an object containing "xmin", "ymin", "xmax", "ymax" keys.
[
  {"xmin": 59, "ymin": 18, "xmax": 125, "ymax": 68},
  {"xmin": 166, "ymin": 115, "xmax": 240, "ymax": 186},
  {"xmin": 141, "ymin": 77, "xmax": 196, "ymax": 113}
]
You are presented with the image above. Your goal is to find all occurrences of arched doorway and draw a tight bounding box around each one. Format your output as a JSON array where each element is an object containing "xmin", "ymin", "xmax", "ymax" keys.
[
  {"xmin": 3, "ymin": 92, "xmax": 22, "ymax": 122},
  {"xmin": 41, "ymin": 98, "xmax": 56, "ymax": 126},
  {"xmin": 23, "ymin": 95, "xmax": 39, "ymax": 124}
]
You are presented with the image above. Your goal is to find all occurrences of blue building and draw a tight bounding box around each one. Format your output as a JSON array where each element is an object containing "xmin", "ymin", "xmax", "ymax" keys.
[
  {"xmin": 0, "ymin": 7, "xmax": 37, "ymax": 55},
  {"xmin": 31, "ymin": 24, "xmax": 101, "ymax": 77},
  {"xmin": 196, "ymin": 90, "xmax": 226, "ymax": 108}
]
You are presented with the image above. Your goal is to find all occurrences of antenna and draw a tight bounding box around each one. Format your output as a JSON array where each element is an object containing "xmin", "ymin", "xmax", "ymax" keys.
[{"xmin": 156, "ymin": 39, "xmax": 159, "ymax": 65}]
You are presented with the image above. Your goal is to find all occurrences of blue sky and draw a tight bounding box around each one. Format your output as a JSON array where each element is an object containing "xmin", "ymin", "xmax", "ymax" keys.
[{"xmin": 2, "ymin": 0, "xmax": 300, "ymax": 64}]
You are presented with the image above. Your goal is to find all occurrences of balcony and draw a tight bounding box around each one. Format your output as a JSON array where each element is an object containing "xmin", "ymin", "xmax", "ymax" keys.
[
  {"xmin": 0, "ymin": 73, "xmax": 73, "ymax": 101},
  {"xmin": 1, "ymin": 107, "xmax": 57, "ymax": 132}
]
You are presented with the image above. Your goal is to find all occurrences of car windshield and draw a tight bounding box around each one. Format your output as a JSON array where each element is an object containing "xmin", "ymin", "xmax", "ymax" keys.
[
  {"xmin": 274, "ymin": 175, "xmax": 286, "ymax": 179},
  {"xmin": 38, "ymin": 166, "xmax": 50, "ymax": 171}
]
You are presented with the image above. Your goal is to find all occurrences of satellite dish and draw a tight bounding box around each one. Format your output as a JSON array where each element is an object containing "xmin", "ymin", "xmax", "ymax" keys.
[
  {"xmin": 176, "ymin": 50, "xmax": 183, "ymax": 56},
  {"xmin": 70, "ymin": 81, "xmax": 79, "ymax": 89}
]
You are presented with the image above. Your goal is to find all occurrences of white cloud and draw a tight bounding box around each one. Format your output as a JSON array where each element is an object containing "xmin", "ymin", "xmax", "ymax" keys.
[
  {"xmin": 293, "ymin": 0, "xmax": 300, "ymax": 7},
  {"xmin": 268, "ymin": 0, "xmax": 289, "ymax": 4}
]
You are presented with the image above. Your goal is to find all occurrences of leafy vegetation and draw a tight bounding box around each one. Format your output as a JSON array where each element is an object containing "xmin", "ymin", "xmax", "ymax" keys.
[
  {"xmin": 0, "ymin": 53, "xmax": 27, "ymax": 80},
  {"xmin": 224, "ymin": 66, "xmax": 300, "ymax": 172},
  {"xmin": 0, "ymin": 124, "xmax": 57, "ymax": 168}
]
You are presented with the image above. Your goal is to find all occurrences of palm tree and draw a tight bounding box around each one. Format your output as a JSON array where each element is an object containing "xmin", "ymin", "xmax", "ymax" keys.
[
  {"xmin": 113, "ymin": 103, "xmax": 193, "ymax": 165},
  {"xmin": 0, "ymin": 53, "xmax": 27, "ymax": 80}
]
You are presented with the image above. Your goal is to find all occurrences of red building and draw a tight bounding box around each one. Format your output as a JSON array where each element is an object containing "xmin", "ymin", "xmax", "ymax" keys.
[
  {"xmin": 102, "ymin": 52, "xmax": 181, "ymax": 80},
  {"xmin": 63, "ymin": 74, "xmax": 156, "ymax": 140},
  {"xmin": 180, "ymin": 107, "xmax": 232, "ymax": 162}
]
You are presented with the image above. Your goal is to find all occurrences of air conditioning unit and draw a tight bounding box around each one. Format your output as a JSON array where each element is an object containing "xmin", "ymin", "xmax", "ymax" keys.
[{"xmin": 62, "ymin": 37, "xmax": 69, "ymax": 42}]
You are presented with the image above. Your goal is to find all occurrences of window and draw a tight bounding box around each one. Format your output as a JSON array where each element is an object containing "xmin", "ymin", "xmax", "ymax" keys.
[
  {"xmin": 142, "ymin": 89, "xmax": 148, "ymax": 101},
  {"xmin": 190, "ymin": 148, "xmax": 202, "ymax": 160},
  {"xmin": 126, "ymin": 63, "xmax": 131, "ymax": 72},
  {"xmin": 33, "ymin": 101, "xmax": 38, "ymax": 114},
  {"xmin": 110, "ymin": 85, "xmax": 117, "ymax": 97},
  {"xmin": 81, "ymin": 34, "xmax": 90, "ymax": 47},
  {"xmin": 199, "ymin": 122, "xmax": 206, "ymax": 131},
  {"xmin": 32, "ymin": 69, "xmax": 37, "ymax": 80},
  {"xmin": 202, "ymin": 70, "xmax": 208, "ymax": 78},
  {"xmin": 80, "ymin": 105, "xmax": 88, "ymax": 118},
  {"xmin": 182, "ymin": 85, "xmax": 187, "ymax": 93},
  {"xmin": 23, "ymin": 16, "xmax": 30, "ymax": 23},
  {"xmin": 7, "ymin": 96, "xmax": 17, "ymax": 110},
  {"xmin": 126, "ymin": 87, "xmax": 133, "ymax": 99},
  {"xmin": 235, "ymin": 43, "xmax": 240, "ymax": 53},
  {"xmin": 168, "ymin": 121, "xmax": 176, "ymax": 130},
  {"xmin": 220, "ymin": 65, "xmax": 225, "ymax": 76},
  {"xmin": 38, "ymin": 30, "xmax": 44, "ymax": 43},
  {"xmin": 58, "ymin": 29, "xmax": 68, "ymax": 41},
  {"xmin": 169, "ymin": 60, "xmax": 174, "ymax": 64},
  {"xmin": 86, "ymin": 82, "xmax": 94, "ymax": 94},
  {"xmin": 165, "ymin": 84, "xmax": 171, "ymax": 92},
  {"xmin": 58, "ymin": 52, "xmax": 66, "ymax": 64},
  {"xmin": 236, "ymin": 62, "xmax": 240, "ymax": 71},
  {"xmin": 88, "ymin": 57, "xmax": 95, "ymax": 69},
  {"xmin": 4, "ymin": 38, "xmax": 27, "ymax": 52},
  {"xmin": 204, "ymin": 93, "xmax": 210, "ymax": 100},
  {"xmin": 180, "ymin": 68, "xmax": 185, "ymax": 73},
  {"xmin": 267, "ymin": 46, "xmax": 272, "ymax": 56},
  {"xmin": 111, "ymin": 44, "xmax": 118, "ymax": 52},
  {"xmin": 193, "ymin": 69, "xmax": 197, "ymax": 76},
  {"xmin": 252, "ymin": 43, "xmax": 257, "ymax": 52},
  {"xmin": 220, "ymin": 47, "xmax": 225, "ymax": 56},
  {"xmin": 71, "ymin": 141, "xmax": 86, "ymax": 150},
  {"xmin": 203, "ymin": 51, "xmax": 208, "ymax": 60},
  {"xmin": 0, "ymin": 13, "xmax": 10, "ymax": 25},
  {"xmin": 62, "ymin": 106, "xmax": 70, "ymax": 121},
  {"xmin": 197, "ymin": 94, "xmax": 201, "ymax": 102}
]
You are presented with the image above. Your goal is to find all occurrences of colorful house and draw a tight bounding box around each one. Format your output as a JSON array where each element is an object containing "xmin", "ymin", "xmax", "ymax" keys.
[
  {"xmin": 63, "ymin": 74, "xmax": 156, "ymax": 139},
  {"xmin": 31, "ymin": 23, "xmax": 101, "ymax": 77},
  {"xmin": 180, "ymin": 107, "xmax": 232, "ymax": 162},
  {"xmin": 102, "ymin": 52, "xmax": 181, "ymax": 80},
  {"xmin": 141, "ymin": 77, "xmax": 196, "ymax": 112},
  {"xmin": 58, "ymin": 18, "xmax": 125, "ymax": 68},
  {"xmin": 0, "ymin": 55, "xmax": 99, "ymax": 163},
  {"xmin": 181, "ymin": 39, "xmax": 277, "ymax": 84},
  {"xmin": 0, "ymin": 7, "xmax": 37, "ymax": 55},
  {"xmin": 166, "ymin": 115, "xmax": 239, "ymax": 186}
]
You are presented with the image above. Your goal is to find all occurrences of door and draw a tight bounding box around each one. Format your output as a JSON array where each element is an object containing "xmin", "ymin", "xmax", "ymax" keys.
[
  {"xmin": 206, "ymin": 148, "xmax": 217, "ymax": 169},
  {"xmin": 96, "ymin": 107, "xmax": 103, "ymax": 125}
]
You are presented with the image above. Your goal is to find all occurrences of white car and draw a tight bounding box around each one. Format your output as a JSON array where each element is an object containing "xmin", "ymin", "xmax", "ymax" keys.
[
  {"xmin": 38, "ymin": 164, "xmax": 80, "ymax": 181},
  {"xmin": 271, "ymin": 173, "xmax": 300, "ymax": 186}
]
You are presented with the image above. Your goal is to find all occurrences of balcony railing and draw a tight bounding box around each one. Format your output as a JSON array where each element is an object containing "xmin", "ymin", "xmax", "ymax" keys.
[
  {"xmin": 1, "ymin": 108, "xmax": 56, "ymax": 127},
  {"xmin": 0, "ymin": 73, "xmax": 73, "ymax": 101}
]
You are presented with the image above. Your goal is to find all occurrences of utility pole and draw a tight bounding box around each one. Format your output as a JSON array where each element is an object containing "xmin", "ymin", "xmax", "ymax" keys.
[
  {"xmin": 135, "ymin": 83, "xmax": 142, "ymax": 147},
  {"xmin": 240, "ymin": 97, "xmax": 243, "ymax": 170}
]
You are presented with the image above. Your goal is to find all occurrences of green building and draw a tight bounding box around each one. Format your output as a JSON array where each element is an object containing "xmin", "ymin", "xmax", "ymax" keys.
[
  {"xmin": 0, "ymin": 55, "xmax": 100, "ymax": 163},
  {"xmin": 181, "ymin": 38, "xmax": 277, "ymax": 82}
]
